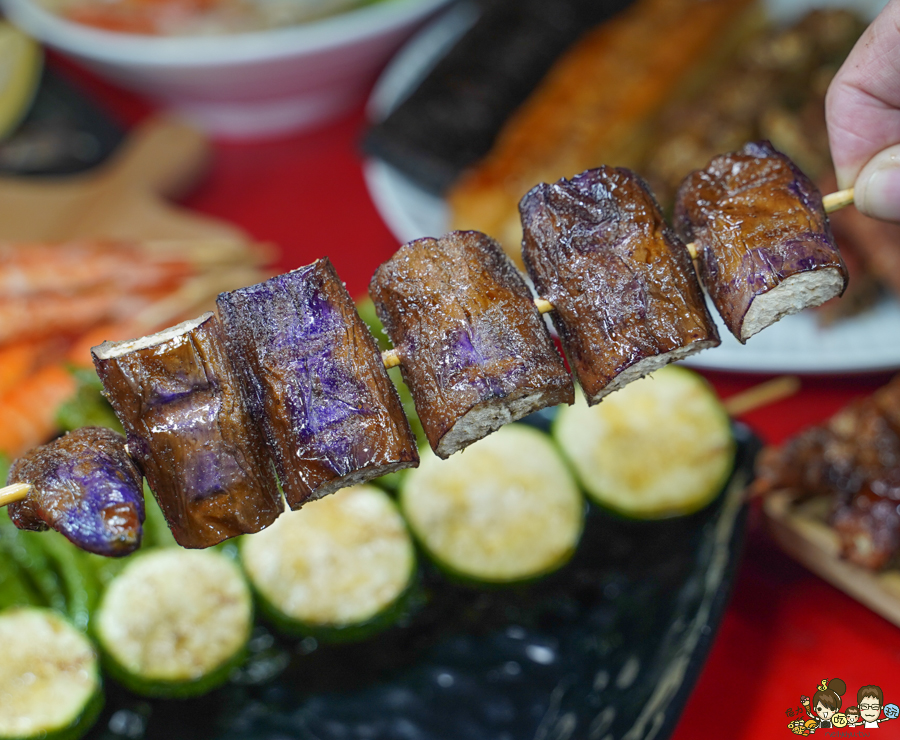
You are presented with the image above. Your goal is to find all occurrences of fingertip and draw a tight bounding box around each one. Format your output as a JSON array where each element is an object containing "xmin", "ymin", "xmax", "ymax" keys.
[{"xmin": 854, "ymin": 144, "xmax": 900, "ymax": 222}]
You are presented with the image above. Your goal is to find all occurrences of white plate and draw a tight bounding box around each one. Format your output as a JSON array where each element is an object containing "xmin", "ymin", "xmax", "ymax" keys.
[{"xmin": 363, "ymin": 0, "xmax": 900, "ymax": 375}]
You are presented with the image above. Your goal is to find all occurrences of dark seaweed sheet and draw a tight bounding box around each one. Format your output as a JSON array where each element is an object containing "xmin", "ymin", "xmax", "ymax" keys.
[
  {"xmin": 362, "ymin": 0, "xmax": 636, "ymax": 194},
  {"xmin": 84, "ymin": 420, "xmax": 757, "ymax": 740}
]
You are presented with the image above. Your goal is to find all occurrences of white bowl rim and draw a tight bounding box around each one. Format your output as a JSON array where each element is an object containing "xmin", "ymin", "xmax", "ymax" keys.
[{"xmin": 0, "ymin": 0, "xmax": 454, "ymax": 66}]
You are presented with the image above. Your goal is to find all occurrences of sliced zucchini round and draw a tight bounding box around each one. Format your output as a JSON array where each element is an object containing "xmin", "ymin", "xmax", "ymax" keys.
[
  {"xmin": 241, "ymin": 484, "xmax": 416, "ymax": 640},
  {"xmin": 94, "ymin": 549, "xmax": 252, "ymax": 698},
  {"xmin": 0, "ymin": 607, "xmax": 102, "ymax": 740},
  {"xmin": 400, "ymin": 424, "xmax": 584, "ymax": 583},
  {"xmin": 554, "ymin": 365, "xmax": 734, "ymax": 518}
]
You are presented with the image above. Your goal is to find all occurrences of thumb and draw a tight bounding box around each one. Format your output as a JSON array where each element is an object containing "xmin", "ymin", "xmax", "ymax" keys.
[{"xmin": 853, "ymin": 143, "xmax": 900, "ymax": 222}]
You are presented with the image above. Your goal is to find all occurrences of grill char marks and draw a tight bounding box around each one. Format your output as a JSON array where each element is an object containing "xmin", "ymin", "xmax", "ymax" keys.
[{"xmin": 754, "ymin": 376, "xmax": 900, "ymax": 570}]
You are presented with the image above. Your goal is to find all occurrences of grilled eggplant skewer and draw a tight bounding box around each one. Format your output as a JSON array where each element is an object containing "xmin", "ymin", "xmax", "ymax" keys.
[
  {"xmin": 92, "ymin": 312, "xmax": 282, "ymax": 549},
  {"xmin": 217, "ymin": 257, "xmax": 419, "ymax": 509},
  {"xmin": 0, "ymin": 153, "xmax": 855, "ymax": 554},
  {"xmin": 370, "ymin": 230, "xmax": 573, "ymax": 458},
  {"xmin": 521, "ymin": 166, "xmax": 720, "ymax": 404},
  {"xmin": 675, "ymin": 140, "xmax": 848, "ymax": 343},
  {"xmin": 5, "ymin": 426, "xmax": 144, "ymax": 557}
]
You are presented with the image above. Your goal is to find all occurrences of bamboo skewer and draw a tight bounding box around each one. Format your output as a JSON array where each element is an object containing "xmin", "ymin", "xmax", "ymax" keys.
[
  {"xmin": 822, "ymin": 187, "xmax": 855, "ymax": 213},
  {"xmin": 379, "ymin": 190, "xmax": 855, "ymax": 370},
  {"xmin": 382, "ymin": 349, "xmax": 401, "ymax": 369},
  {"xmin": 0, "ymin": 190, "xmax": 849, "ymax": 502},
  {"xmin": 685, "ymin": 188, "xmax": 854, "ymax": 261},
  {"xmin": 0, "ymin": 372, "xmax": 801, "ymax": 510},
  {"xmin": 723, "ymin": 375, "xmax": 801, "ymax": 417},
  {"xmin": 378, "ymin": 297, "xmax": 556, "ymax": 368},
  {"xmin": 534, "ymin": 298, "xmax": 555, "ymax": 314},
  {"xmin": 0, "ymin": 482, "xmax": 31, "ymax": 507}
]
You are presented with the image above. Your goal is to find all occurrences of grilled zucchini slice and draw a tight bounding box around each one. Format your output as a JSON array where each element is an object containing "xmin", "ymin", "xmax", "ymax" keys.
[
  {"xmin": 554, "ymin": 365, "xmax": 734, "ymax": 518},
  {"xmin": 241, "ymin": 485, "xmax": 416, "ymax": 641},
  {"xmin": 400, "ymin": 424, "xmax": 584, "ymax": 583},
  {"xmin": 94, "ymin": 549, "xmax": 252, "ymax": 698},
  {"xmin": 0, "ymin": 607, "xmax": 102, "ymax": 740}
]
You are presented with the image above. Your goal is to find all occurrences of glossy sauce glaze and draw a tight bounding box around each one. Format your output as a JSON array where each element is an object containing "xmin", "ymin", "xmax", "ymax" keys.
[
  {"xmin": 92, "ymin": 313, "xmax": 282, "ymax": 549},
  {"xmin": 521, "ymin": 166, "xmax": 719, "ymax": 403},
  {"xmin": 217, "ymin": 258, "xmax": 418, "ymax": 508},
  {"xmin": 370, "ymin": 231, "xmax": 573, "ymax": 458},
  {"xmin": 7, "ymin": 426, "xmax": 144, "ymax": 556},
  {"xmin": 674, "ymin": 140, "xmax": 848, "ymax": 342},
  {"xmin": 754, "ymin": 375, "xmax": 900, "ymax": 570}
]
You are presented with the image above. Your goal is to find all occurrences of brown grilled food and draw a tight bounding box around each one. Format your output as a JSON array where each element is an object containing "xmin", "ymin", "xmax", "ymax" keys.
[
  {"xmin": 755, "ymin": 375, "xmax": 900, "ymax": 570},
  {"xmin": 93, "ymin": 313, "xmax": 282, "ymax": 549},
  {"xmin": 447, "ymin": 0, "xmax": 756, "ymax": 261},
  {"xmin": 674, "ymin": 141, "xmax": 847, "ymax": 343},
  {"xmin": 520, "ymin": 166, "xmax": 719, "ymax": 403},
  {"xmin": 7, "ymin": 426, "xmax": 145, "ymax": 557},
  {"xmin": 370, "ymin": 230, "xmax": 573, "ymax": 458},
  {"xmin": 217, "ymin": 258, "xmax": 418, "ymax": 508},
  {"xmin": 642, "ymin": 9, "xmax": 865, "ymax": 208}
]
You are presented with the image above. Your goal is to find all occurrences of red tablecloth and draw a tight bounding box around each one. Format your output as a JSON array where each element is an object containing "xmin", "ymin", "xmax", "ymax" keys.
[{"xmin": 57, "ymin": 59, "xmax": 900, "ymax": 740}]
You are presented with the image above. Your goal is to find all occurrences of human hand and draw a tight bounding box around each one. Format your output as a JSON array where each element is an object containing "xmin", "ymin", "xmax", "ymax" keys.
[{"xmin": 826, "ymin": 0, "xmax": 900, "ymax": 221}]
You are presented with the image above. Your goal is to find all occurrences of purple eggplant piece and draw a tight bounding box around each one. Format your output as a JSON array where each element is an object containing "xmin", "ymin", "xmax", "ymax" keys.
[
  {"xmin": 7, "ymin": 426, "xmax": 144, "ymax": 557},
  {"xmin": 520, "ymin": 166, "xmax": 719, "ymax": 404},
  {"xmin": 674, "ymin": 140, "xmax": 848, "ymax": 343},
  {"xmin": 92, "ymin": 312, "xmax": 282, "ymax": 549},
  {"xmin": 370, "ymin": 230, "xmax": 573, "ymax": 458},
  {"xmin": 216, "ymin": 258, "xmax": 418, "ymax": 509}
]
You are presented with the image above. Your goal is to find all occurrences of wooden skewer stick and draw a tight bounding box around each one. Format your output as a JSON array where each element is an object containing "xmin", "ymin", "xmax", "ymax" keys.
[
  {"xmin": 0, "ymin": 482, "xmax": 31, "ymax": 507},
  {"xmin": 382, "ymin": 349, "xmax": 401, "ymax": 369},
  {"xmin": 823, "ymin": 187, "xmax": 854, "ymax": 213},
  {"xmin": 684, "ymin": 188, "xmax": 854, "ymax": 261},
  {"xmin": 723, "ymin": 375, "xmax": 801, "ymax": 417},
  {"xmin": 379, "ymin": 190, "xmax": 858, "ymax": 371},
  {"xmin": 534, "ymin": 298, "xmax": 555, "ymax": 314},
  {"xmin": 380, "ymin": 299, "xmax": 557, "ymax": 369}
]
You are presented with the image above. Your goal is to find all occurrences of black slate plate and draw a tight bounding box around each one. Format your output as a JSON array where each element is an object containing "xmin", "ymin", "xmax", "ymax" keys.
[{"xmin": 84, "ymin": 420, "xmax": 758, "ymax": 740}]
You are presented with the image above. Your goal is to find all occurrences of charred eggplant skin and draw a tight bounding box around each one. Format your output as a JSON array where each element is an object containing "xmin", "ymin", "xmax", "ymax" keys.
[
  {"xmin": 92, "ymin": 313, "xmax": 282, "ymax": 549},
  {"xmin": 7, "ymin": 426, "xmax": 144, "ymax": 557},
  {"xmin": 520, "ymin": 166, "xmax": 719, "ymax": 403},
  {"xmin": 370, "ymin": 230, "xmax": 573, "ymax": 458},
  {"xmin": 674, "ymin": 140, "xmax": 848, "ymax": 342},
  {"xmin": 217, "ymin": 258, "xmax": 418, "ymax": 508}
]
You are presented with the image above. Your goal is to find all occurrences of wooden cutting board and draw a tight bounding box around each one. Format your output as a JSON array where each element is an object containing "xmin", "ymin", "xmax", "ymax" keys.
[
  {"xmin": 0, "ymin": 115, "xmax": 246, "ymax": 243},
  {"xmin": 764, "ymin": 490, "xmax": 900, "ymax": 628}
]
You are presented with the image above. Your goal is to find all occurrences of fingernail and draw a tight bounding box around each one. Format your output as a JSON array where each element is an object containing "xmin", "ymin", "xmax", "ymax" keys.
[{"xmin": 856, "ymin": 148, "xmax": 900, "ymax": 221}]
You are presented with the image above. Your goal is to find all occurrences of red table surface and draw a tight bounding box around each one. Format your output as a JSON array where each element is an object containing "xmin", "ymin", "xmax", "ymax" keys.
[{"xmin": 56, "ymin": 58, "xmax": 900, "ymax": 740}]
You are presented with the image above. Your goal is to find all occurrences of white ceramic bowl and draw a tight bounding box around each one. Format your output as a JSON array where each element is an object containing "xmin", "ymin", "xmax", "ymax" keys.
[{"xmin": 1, "ymin": 0, "xmax": 453, "ymax": 137}]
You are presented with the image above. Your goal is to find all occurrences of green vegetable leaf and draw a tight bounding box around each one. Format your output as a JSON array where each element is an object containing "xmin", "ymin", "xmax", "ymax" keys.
[{"xmin": 56, "ymin": 366, "xmax": 122, "ymax": 434}]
